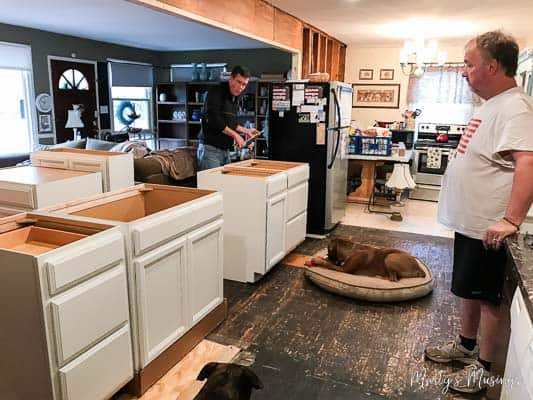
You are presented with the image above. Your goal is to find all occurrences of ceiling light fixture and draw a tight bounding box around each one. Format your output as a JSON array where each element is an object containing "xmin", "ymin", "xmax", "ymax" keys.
[{"xmin": 399, "ymin": 38, "xmax": 447, "ymax": 77}]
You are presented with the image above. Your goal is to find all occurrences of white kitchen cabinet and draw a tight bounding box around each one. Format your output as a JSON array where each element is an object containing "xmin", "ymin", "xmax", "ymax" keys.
[
  {"xmin": 0, "ymin": 165, "xmax": 102, "ymax": 211},
  {"xmin": 197, "ymin": 160, "xmax": 309, "ymax": 283},
  {"xmin": 43, "ymin": 184, "xmax": 225, "ymax": 389},
  {"xmin": 31, "ymin": 148, "xmax": 134, "ymax": 192},
  {"xmin": 0, "ymin": 213, "xmax": 133, "ymax": 400},
  {"xmin": 501, "ymin": 288, "xmax": 533, "ymax": 400}
]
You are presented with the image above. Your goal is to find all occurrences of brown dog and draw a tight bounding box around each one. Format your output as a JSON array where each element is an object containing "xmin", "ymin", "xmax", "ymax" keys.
[
  {"xmin": 193, "ymin": 362, "xmax": 263, "ymax": 400},
  {"xmin": 310, "ymin": 237, "xmax": 425, "ymax": 282}
]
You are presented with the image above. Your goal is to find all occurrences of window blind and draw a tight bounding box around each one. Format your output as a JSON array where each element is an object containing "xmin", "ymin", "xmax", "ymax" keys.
[
  {"xmin": 0, "ymin": 41, "xmax": 32, "ymax": 71},
  {"xmin": 109, "ymin": 61, "xmax": 153, "ymax": 87}
]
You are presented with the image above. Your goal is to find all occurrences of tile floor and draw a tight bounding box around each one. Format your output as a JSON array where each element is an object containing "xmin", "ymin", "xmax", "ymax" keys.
[{"xmin": 342, "ymin": 199, "xmax": 454, "ymax": 238}]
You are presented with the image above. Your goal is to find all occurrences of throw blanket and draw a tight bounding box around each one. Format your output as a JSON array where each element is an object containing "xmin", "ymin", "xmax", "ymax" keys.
[
  {"xmin": 110, "ymin": 140, "xmax": 151, "ymax": 159},
  {"xmin": 149, "ymin": 149, "xmax": 196, "ymax": 181}
]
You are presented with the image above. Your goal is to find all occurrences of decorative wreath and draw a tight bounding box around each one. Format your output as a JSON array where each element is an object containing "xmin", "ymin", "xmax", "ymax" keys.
[{"xmin": 116, "ymin": 101, "xmax": 140, "ymax": 126}]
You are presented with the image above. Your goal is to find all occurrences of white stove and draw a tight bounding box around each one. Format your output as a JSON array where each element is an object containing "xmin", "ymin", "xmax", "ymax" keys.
[{"xmin": 410, "ymin": 123, "xmax": 467, "ymax": 201}]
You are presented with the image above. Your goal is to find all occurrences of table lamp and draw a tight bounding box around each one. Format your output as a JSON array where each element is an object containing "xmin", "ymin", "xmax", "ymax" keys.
[
  {"xmin": 65, "ymin": 105, "xmax": 84, "ymax": 140},
  {"xmin": 385, "ymin": 164, "xmax": 416, "ymax": 220}
]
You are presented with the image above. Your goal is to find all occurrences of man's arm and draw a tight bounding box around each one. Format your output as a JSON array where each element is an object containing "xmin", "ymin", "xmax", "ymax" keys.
[
  {"xmin": 483, "ymin": 150, "xmax": 533, "ymax": 249},
  {"xmin": 504, "ymin": 150, "xmax": 533, "ymax": 224}
]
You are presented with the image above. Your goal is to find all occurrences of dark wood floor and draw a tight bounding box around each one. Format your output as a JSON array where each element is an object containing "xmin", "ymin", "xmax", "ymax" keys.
[{"xmin": 208, "ymin": 225, "xmax": 510, "ymax": 400}]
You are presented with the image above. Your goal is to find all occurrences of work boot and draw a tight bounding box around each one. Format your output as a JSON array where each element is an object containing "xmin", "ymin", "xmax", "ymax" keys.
[{"xmin": 424, "ymin": 335, "xmax": 479, "ymax": 364}]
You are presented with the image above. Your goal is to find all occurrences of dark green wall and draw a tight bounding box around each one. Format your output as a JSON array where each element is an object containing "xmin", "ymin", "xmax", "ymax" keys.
[
  {"xmin": 0, "ymin": 23, "xmax": 161, "ymax": 94},
  {"xmin": 158, "ymin": 48, "xmax": 292, "ymax": 82}
]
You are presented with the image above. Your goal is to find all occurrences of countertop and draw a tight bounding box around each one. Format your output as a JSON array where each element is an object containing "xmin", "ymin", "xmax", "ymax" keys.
[
  {"xmin": 506, "ymin": 233, "xmax": 533, "ymax": 318},
  {"xmin": 345, "ymin": 150, "xmax": 413, "ymax": 163}
]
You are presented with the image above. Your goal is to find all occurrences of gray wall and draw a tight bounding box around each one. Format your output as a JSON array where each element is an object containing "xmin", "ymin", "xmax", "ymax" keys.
[
  {"xmin": 0, "ymin": 23, "xmax": 161, "ymax": 94},
  {"xmin": 158, "ymin": 48, "xmax": 292, "ymax": 82}
]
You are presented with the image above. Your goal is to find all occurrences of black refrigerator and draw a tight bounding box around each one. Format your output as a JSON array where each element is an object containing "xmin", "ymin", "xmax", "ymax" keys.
[{"xmin": 268, "ymin": 81, "xmax": 353, "ymax": 234}]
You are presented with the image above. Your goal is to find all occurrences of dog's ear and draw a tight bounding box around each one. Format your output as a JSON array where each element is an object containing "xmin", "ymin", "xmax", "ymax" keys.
[
  {"xmin": 242, "ymin": 367, "xmax": 263, "ymax": 390},
  {"xmin": 197, "ymin": 362, "xmax": 220, "ymax": 381}
]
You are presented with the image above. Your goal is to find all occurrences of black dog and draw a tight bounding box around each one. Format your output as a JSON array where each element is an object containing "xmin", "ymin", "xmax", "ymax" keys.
[{"xmin": 193, "ymin": 362, "xmax": 263, "ymax": 400}]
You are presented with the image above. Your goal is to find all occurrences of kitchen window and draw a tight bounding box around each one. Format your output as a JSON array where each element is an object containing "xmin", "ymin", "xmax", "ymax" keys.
[
  {"xmin": 108, "ymin": 60, "xmax": 154, "ymax": 148},
  {"xmin": 0, "ymin": 42, "xmax": 36, "ymax": 154},
  {"xmin": 407, "ymin": 65, "xmax": 476, "ymax": 125}
]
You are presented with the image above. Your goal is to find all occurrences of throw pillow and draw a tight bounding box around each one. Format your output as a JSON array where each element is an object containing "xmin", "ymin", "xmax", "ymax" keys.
[{"xmin": 86, "ymin": 138, "xmax": 116, "ymax": 151}]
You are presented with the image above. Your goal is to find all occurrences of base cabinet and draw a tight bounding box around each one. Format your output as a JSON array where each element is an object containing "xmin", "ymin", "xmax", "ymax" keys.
[
  {"xmin": 31, "ymin": 148, "xmax": 134, "ymax": 192},
  {"xmin": 198, "ymin": 161, "xmax": 309, "ymax": 282},
  {"xmin": 0, "ymin": 214, "xmax": 133, "ymax": 400},
  {"xmin": 43, "ymin": 184, "xmax": 225, "ymax": 377},
  {"xmin": 501, "ymin": 288, "xmax": 533, "ymax": 399}
]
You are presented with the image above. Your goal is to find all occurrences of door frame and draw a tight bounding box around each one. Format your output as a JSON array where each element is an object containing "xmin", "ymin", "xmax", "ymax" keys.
[{"xmin": 47, "ymin": 55, "xmax": 101, "ymax": 143}]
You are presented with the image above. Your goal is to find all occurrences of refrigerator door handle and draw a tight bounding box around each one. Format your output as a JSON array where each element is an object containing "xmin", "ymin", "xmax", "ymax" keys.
[{"xmin": 328, "ymin": 88, "xmax": 342, "ymax": 169}]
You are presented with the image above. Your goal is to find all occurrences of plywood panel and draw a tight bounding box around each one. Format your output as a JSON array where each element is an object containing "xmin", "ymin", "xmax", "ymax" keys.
[
  {"xmin": 302, "ymin": 27, "xmax": 311, "ymax": 78},
  {"xmin": 339, "ymin": 45, "xmax": 347, "ymax": 81},
  {"xmin": 273, "ymin": 9, "xmax": 302, "ymax": 50},
  {"xmin": 251, "ymin": 0, "xmax": 274, "ymax": 41},
  {"xmin": 330, "ymin": 41, "xmax": 340, "ymax": 83},
  {"xmin": 326, "ymin": 38, "xmax": 333, "ymax": 77},
  {"xmin": 319, "ymin": 35, "xmax": 327, "ymax": 72}
]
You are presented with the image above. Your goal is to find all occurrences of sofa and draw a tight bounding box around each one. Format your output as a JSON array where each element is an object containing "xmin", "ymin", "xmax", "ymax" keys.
[{"xmin": 0, "ymin": 138, "xmax": 197, "ymax": 187}]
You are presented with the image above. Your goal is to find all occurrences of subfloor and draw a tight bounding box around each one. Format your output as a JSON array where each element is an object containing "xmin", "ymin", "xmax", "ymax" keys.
[
  {"xmin": 343, "ymin": 199, "xmax": 454, "ymax": 239},
  {"xmin": 116, "ymin": 224, "xmax": 510, "ymax": 400}
]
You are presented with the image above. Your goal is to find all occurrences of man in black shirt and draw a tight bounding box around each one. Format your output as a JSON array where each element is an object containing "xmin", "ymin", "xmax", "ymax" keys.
[{"xmin": 197, "ymin": 65, "xmax": 259, "ymax": 170}]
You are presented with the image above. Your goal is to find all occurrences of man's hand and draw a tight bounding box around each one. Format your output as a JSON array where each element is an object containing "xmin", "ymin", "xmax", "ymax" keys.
[
  {"xmin": 244, "ymin": 127, "xmax": 260, "ymax": 139},
  {"xmin": 482, "ymin": 219, "xmax": 518, "ymax": 250},
  {"xmin": 234, "ymin": 134, "xmax": 245, "ymax": 149}
]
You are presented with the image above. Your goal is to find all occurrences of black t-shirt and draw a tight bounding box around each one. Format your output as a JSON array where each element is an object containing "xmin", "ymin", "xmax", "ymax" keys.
[{"xmin": 199, "ymin": 82, "xmax": 239, "ymax": 150}]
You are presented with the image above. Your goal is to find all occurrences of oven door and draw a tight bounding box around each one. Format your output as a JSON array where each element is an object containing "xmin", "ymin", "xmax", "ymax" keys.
[{"xmin": 412, "ymin": 149, "xmax": 450, "ymax": 185}]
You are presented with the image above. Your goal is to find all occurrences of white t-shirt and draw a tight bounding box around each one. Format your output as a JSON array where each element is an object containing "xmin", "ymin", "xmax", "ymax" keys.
[{"xmin": 437, "ymin": 87, "xmax": 533, "ymax": 239}]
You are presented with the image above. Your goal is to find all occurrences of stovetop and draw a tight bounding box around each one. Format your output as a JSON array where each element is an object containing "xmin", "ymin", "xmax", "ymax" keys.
[{"xmin": 414, "ymin": 122, "xmax": 467, "ymax": 150}]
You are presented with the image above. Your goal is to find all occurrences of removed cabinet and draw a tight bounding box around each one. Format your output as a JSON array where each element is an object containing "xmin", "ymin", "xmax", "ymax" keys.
[
  {"xmin": 44, "ymin": 184, "xmax": 225, "ymax": 395},
  {"xmin": 31, "ymin": 148, "xmax": 134, "ymax": 192},
  {"xmin": 0, "ymin": 166, "xmax": 102, "ymax": 211},
  {"xmin": 197, "ymin": 160, "xmax": 309, "ymax": 282},
  {"xmin": 0, "ymin": 213, "xmax": 133, "ymax": 400}
]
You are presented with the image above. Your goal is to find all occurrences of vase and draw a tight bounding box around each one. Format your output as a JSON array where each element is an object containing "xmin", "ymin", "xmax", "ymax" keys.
[
  {"xmin": 192, "ymin": 63, "xmax": 199, "ymax": 81},
  {"xmin": 199, "ymin": 63, "xmax": 208, "ymax": 81}
]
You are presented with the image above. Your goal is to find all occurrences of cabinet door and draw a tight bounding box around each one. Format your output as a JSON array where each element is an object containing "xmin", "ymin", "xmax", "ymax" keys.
[
  {"xmin": 286, "ymin": 182, "xmax": 308, "ymax": 221},
  {"xmin": 187, "ymin": 219, "xmax": 224, "ymax": 326},
  {"xmin": 134, "ymin": 236, "xmax": 188, "ymax": 367},
  {"xmin": 286, "ymin": 211, "xmax": 307, "ymax": 253},
  {"xmin": 266, "ymin": 192, "xmax": 287, "ymax": 270}
]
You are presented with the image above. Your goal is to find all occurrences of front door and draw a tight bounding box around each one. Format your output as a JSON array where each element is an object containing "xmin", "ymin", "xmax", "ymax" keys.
[{"xmin": 50, "ymin": 58, "xmax": 98, "ymax": 143}]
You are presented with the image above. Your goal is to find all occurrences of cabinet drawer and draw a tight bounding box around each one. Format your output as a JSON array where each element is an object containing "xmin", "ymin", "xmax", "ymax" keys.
[
  {"xmin": 46, "ymin": 231, "xmax": 124, "ymax": 295},
  {"xmin": 286, "ymin": 182, "xmax": 308, "ymax": 221},
  {"xmin": 287, "ymin": 165, "xmax": 309, "ymax": 187},
  {"xmin": 58, "ymin": 325, "xmax": 133, "ymax": 400},
  {"xmin": 286, "ymin": 212, "xmax": 307, "ymax": 253},
  {"xmin": 69, "ymin": 158, "xmax": 107, "ymax": 173},
  {"xmin": 50, "ymin": 265, "xmax": 130, "ymax": 365},
  {"xmin": 0, "ymin": 183, "xmax": 34, "ymax": 209},
  {"xmin": 132, "ymin": 194, "xmax": 223, "ymax": 256},
  {"xmin": 31, "ymin": 157, "xmax": 69, "ymax": 169},
  {"xmin": 266, "ymin": 173, "xmax": 287, "ymax": 197}
]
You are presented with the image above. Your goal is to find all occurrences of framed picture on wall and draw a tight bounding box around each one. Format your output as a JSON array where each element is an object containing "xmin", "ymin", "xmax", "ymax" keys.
[
  {"xmin": 352, "ymin": 83, "xmax": 400, "ymax": 109},
  {"xmin": 380, "ymin": 69, "xmax": 394, "ymax": 80},
  {"xmin": 38, "ymin": 114, "xmax": 52, "ymax": 132},
  {"xmin": 358, "ymin": 69, "xmax": 373, "ymax": 80}
]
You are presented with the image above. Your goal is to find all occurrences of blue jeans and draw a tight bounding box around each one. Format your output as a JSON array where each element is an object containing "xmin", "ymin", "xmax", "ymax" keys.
[{"xmin": 197, "ymin": 144, "xmax": 231, "ymax": 171}]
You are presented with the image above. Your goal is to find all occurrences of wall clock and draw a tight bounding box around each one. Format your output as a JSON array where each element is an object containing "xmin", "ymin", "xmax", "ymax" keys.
[{"xmin": 36, "ymin": 93, "xmax": 52, "ymax": 113}]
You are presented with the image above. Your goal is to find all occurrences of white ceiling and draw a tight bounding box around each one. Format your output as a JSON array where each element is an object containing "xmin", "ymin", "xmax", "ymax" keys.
[
  {"xmin": 270, "ymin": 0, "xmax": 533, "ymax": 47},
  {"xmin": 0, "ymin": 0, "xmax": 270, "ymax": 51}
]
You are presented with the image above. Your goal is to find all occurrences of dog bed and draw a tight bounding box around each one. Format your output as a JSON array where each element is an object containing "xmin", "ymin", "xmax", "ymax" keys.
[{"xmin": 304, "ymin": 257, "xmax": 433, "ymax": 302}]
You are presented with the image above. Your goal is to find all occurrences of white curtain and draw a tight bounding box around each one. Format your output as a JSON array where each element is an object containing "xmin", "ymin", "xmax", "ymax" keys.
[{"xmin": 407, "ymin": 65, "xmax": 478, "ymax": 124}]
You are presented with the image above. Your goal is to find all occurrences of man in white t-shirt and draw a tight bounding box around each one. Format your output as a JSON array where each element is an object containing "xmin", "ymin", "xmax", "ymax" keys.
[{"xmin": 424, "ymin": 31, "xmax": 533, "ymax": 394}]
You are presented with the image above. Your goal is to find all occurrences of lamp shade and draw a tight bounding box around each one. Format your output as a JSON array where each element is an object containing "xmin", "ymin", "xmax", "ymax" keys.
[
  {"xmin": 385, "ymin": 164, "xmax": 416, "ymax": 190},
  {"xmin": 65, "ymin": 109, "xmax": 84, "ymax": 128}
]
